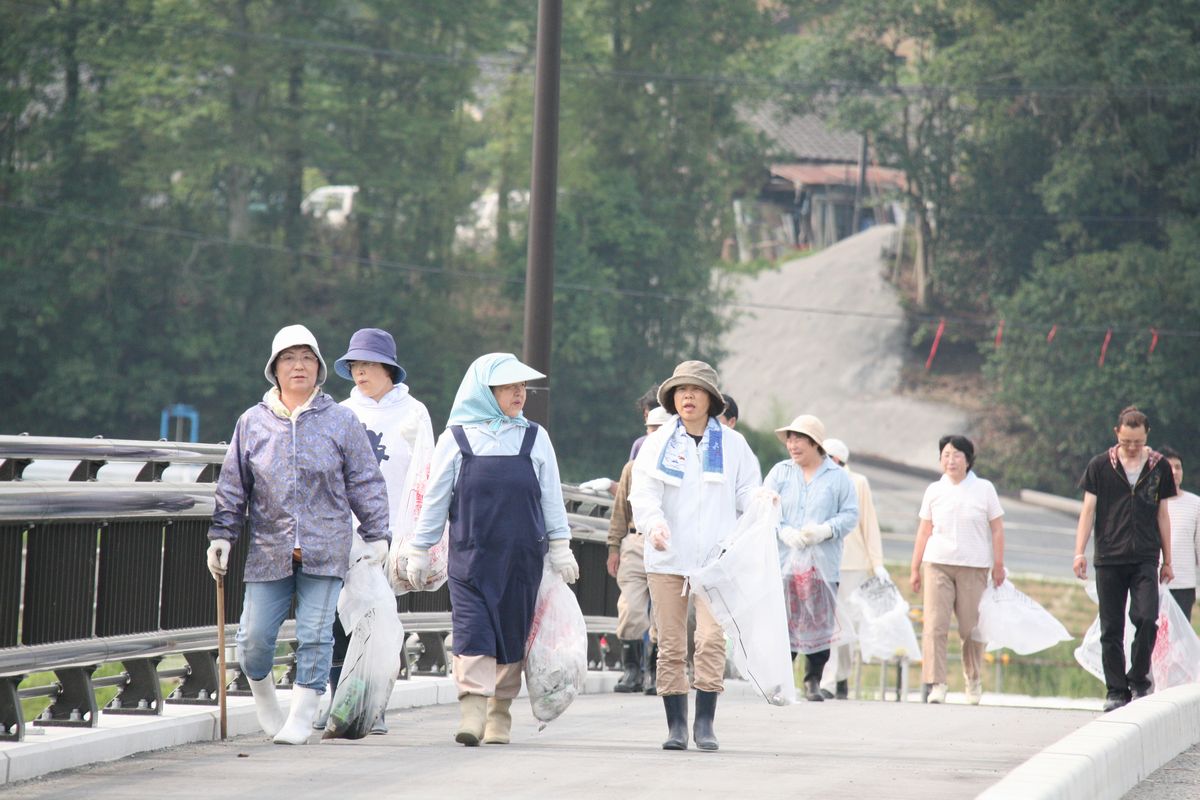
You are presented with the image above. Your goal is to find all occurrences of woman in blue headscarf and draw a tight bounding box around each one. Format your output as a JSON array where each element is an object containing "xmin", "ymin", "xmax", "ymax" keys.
[{"xmin": 404, "ymin": 353, "xmax": 579, "ymax": 746}]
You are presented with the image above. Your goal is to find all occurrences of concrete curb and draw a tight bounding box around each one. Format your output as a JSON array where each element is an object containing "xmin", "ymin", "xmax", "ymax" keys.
[
  {"xmin": 977, "ymin": 683, "xmax": 1200, "ymax": 800},
  {"xmin": 0, "ymin": 670, "xmax": 625, "ymax": 786}
]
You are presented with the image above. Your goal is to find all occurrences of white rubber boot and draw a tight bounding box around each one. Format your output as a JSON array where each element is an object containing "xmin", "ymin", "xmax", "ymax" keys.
[
  {"xmin": 273, "ymin": 687, "xmax": 320, "ymax": 745},
  {"xmin": 248, "ymin": 676, "xmax": 285, "ymax": 737}
]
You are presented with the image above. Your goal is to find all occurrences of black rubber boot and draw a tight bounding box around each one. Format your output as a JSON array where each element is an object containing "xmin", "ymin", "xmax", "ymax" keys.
[
  {"xmin": 613, "ymin": 639, "xmax": 644, "ymax": 693},
  {"xmin": 835, "ymin": 679, "xmax": 849, "ymax": 700},
  {"xmin": 643, "ymin": 643, "xmax": 658, "ymax": 696},
  {"xmin": 662, "ymin": 694, "xmax": 689, "ymax": 750},
  {"xmin": 692, "ymin": 690, "xmax": 719, "ymax": 751},
  {"xmin": 803, "ymin": 678, "xmax": 824, "ymax": 702}
]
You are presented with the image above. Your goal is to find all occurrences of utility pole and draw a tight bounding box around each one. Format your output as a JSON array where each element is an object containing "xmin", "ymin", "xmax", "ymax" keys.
[
  {"xmin": 851, "ymin": 133, "xmax": 868, "ymax": 235},
  {"xmin": 521, "ymin": 0, "xmax": 562, "ymax": 427}
]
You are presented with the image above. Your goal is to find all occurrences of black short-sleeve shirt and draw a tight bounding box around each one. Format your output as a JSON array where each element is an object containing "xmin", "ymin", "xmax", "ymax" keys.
[{"xmin": 1080, "ymin": 448, "xmax": 1177, "ymax": 566}]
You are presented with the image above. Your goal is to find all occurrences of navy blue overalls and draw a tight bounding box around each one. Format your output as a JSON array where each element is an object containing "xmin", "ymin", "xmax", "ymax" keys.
[{"xmin": 448, "ymin": 423, "xmax": 548, "ymax": 664}]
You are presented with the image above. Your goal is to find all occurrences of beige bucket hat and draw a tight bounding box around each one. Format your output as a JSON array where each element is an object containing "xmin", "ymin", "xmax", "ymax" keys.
[
  {"xmin": 656, "ymin": 360, "xmax": 726, "ymax": 416},
  {"xmin": 775, "ymin": 414, "xmax": 826, "ymax": 446}
]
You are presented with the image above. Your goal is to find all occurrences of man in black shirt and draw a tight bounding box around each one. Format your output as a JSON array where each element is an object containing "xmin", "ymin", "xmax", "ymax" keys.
[{"xmin": 1073, "ymin": 406, "xmax": 1176, "ymax": 712}]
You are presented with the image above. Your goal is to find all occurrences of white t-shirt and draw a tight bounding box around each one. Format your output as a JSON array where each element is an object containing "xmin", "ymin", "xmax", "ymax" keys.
[
  {"xmin": 1166, "ymin": 491, "xmax": 1200, "ymax": 589},
  {"xmin": 919, "ymin": 471, "xmax": 1004, "ymax": 568}
]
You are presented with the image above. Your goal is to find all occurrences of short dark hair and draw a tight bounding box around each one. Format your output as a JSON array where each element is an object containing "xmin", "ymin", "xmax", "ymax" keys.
[
  {"xmin": 938, "ymin": 434, "xmax": 976, "ymax": 469},
  {"xmin": 1159, "ymin": 444, "xmax": 1182, "ymax": 462},
  {"xmin": 1117, "ymin": 406, "xmax": 1149, "ymax": 430},
  {"xmin": 662, "ymin": 389, "xmax": 723, "ymax": 418},
  {"xmin": 721, "ymin": 394, "xmax": 739, "ymax": 421},
  {"xmin": 636, "ymin": 385, "xmax": 660, "ymax": 415}
]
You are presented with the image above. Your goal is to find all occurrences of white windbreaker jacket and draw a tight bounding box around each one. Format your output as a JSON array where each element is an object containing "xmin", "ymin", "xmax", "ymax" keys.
[{"xmin": 629, "ymin": 418, "xmax": 761, "ymax": 577}]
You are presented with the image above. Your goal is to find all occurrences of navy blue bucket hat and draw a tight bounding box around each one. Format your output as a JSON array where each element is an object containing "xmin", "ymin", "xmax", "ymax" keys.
[{"xmin": 334, "ymin": 328, "xmax": 407, "ymax": 384}]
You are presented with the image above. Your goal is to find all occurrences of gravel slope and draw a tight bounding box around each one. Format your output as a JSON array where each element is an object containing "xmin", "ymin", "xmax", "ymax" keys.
[{"xmin": 720, "ymin": 224, "xmax": 972, "ymax": 469}]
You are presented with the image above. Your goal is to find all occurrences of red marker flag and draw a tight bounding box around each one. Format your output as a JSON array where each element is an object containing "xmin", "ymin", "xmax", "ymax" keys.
[
  {"xmin": 1148, "ymin": 328, "xmax": 1159, "ymax": 356},
  {"xmin": 925, "ymin": 318, "xmax": 946, "ymax": 371},
  {"xmin": 1098, "ymin": 329, "xmax": 1113, "ymax": 367},
  {"xmin": 994, "ymin": 319, "xmax": 1005, "ymax": 348},
  {"xmin": 1047, "ymin": 324, "xmax": 1058, "ymax": 344}
]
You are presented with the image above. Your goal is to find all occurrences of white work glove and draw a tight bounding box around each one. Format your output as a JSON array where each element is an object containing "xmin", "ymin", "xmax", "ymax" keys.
[
  {"xmin": 404, "ymin": 543, "xmax": 432, "ymax": 588},
  {"xmin": 649, "ymin": 522, "xmax": 671, "ymax": 551},
  {"xmin": 779, "ymin": 526, "xmax": 806, "ymax": 549},
  {"xmin": 873, "ymin": 565, "xmax": 890, "ymax": 581},
  {"xmin": 206, "ymin": 539, "xmax": 231, "ymax": 580},
  {"xmin": 363, "ymin": 538, "xmax": 389, "ymax": 565},
  {"xmin": 548, "ymin": 539, "xmax": 580, "ymax": 584},
  {"xmin": 797, "ymin": 523, "xmax": 833, "ymax": 547},
  {"xmin": 752, "ymin": 487, "xmax": 781, "ymax": 506}
]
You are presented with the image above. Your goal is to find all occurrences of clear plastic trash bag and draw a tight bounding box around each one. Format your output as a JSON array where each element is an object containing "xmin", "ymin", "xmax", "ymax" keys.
[
  {"xmin": 971, "ymin": 579, "xmax": 1073, "ymax": 655},
  {"xmin": 385, "ymin": 424, "xmax": 449, "ymax": 594},
  {"xmin": 693, "ymin": 490, "xmax": 796, "ymax": 705},
  {"xmin": 323, "ymin": 535, "xmax": 404, "ymax": 740},
  {"xmin": 846, "ymin": 574, "xmax": 921, "ymax": 663},
  {"xmin": 524, "ymin": 564, "xmax": 588, "ymax": 727},
  {"xmin": 782, "ymin": 546, "xmax": 855, "ymax": 655}
]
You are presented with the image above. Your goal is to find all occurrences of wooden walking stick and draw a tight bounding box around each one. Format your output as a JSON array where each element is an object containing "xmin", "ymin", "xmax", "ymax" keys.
[{"xmin": 216, "ymin": 573, "xmax": 228, "ymax": 740}]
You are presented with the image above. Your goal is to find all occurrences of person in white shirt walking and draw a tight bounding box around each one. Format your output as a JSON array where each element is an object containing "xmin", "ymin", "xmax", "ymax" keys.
[
  {"xmin": 1160, "ymin": 445, "xmax": 1200, "ymax": 621},
  {"xmin": 910, "ymin": 435, "xmax": 1005, "ymax": 705},
  {"xmin": 629, "ymin": 360, "xmax": 761, "ymax": 752},
  {"xmin": 819, "ymin": 437, "xmax": 887, "ymax": 700}
]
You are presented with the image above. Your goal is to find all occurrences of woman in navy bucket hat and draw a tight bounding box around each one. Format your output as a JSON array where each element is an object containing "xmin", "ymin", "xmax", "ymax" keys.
[{"xmin": 317, "ymin": 328, "xmax": 434, "ymax": 733}]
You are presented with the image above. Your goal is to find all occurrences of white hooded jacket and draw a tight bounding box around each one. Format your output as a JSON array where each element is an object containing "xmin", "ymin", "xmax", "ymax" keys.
[{"xmin": 341, "ymin": 384, "xmax": 434, "ymax": 537}]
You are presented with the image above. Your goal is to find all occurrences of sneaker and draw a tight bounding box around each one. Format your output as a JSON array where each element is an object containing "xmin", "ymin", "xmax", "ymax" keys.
[
  {"xmin": 965, "ymin": 680, "xmax": 982, "ymax": 705},
  {"xmin": 1131, "ymin": 686, "xmax": 1152, "ymax": 700},
  {"xmin": 1102, "ymin": 695, "xmax": 1129, "ymax": 712},
  {"xmin": 927, "ymin": 683, "xmax": 948, "ymax": 704},
  {"xmin": 818, "ymin": 688, "xmax": 835, "ymax": 700}
]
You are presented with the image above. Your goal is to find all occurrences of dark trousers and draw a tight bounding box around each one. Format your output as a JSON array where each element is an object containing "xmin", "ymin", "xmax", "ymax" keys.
[
  {"xmin": 1096, "ymin": 562, "xmax": 1159, "ymax": 698},
  {"xmin": 1170, "ymin": 588, "xmax": 1196, "ymax": 623}
]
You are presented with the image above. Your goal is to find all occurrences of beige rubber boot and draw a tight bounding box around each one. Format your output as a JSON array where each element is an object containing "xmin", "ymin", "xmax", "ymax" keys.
[
  {"xmin": 248, "ymin": 676, "xmax": 285, "ymax": 737},
  {"xmin": 483, "ymin": 698, "xmax": 513, "ymax": 744},
  {"xmin": 455, "ymin": 694, "xmax": 488, "ymax": 746},
  {"xmin": 273, "ymin": 686, "xmax": 320, "ymax": 745}
]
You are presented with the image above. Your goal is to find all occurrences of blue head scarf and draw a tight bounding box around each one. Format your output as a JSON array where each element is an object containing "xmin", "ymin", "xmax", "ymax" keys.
[{"xmin": 446, "ymin": 353, "xmax": 543, "ymax": 431}]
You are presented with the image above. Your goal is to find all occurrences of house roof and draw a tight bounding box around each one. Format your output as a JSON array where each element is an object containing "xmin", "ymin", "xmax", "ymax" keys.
[
  {"xmin": 769, "ymin": 162, "xmax": 907, "ymax": 191},
  {"xmin": 741, "ymin": 102, "xmax": 863, "ymax": 162}
]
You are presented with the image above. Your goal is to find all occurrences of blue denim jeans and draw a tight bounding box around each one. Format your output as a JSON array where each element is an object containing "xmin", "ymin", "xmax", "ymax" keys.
[{"xmin": 236, "ymin": 565, "xmax": 343, "ymax": 691}]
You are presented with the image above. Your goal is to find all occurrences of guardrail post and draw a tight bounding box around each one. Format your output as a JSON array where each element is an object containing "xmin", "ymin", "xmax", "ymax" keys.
[
  {"xmin": 0, "ymin": 674, "xmax": 24, "ymax": 741},
  {"xmin": 105, "ymin": 657, "xmax": 164, "ymax": 715},
  {"xmin": 168, "ymin": 650, "xmax": 220, "ymax": 704},
  {"xmin": 34, "ymin": 666, "xmax": 99, "ymax": 728}
]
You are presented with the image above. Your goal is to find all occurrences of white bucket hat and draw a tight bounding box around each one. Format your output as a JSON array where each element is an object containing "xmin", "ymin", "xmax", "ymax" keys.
[
  {"xmin": 823, "ymin": 437, "xmax": 850, "ymax": 464},
  {"xmin": 645, "ymin": 406, "xmax": 672, "ymax": 427},
  {"xmin": 775, "ymin": 414, "xmax": 826, "ymax": 447},
  {"xmin": 264, "ymin": 324, "xmax": 328, "ymax": 387}
]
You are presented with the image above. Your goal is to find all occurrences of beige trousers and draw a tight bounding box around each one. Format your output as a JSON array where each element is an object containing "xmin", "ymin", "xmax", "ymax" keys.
[
  {"xmin": 453, "ymin": 654, "xmax": 524, "ymax": 700},
  {"xmin": 921, "ymin": 562, "xmax": 988, "ymax": 685},
  {"xmin": 616, "ymin": 534, "xmax": 656, "ymax": 642},
  {"xmin": 647, "ymin": 573, "xmax": 725, "ymax": 695}
]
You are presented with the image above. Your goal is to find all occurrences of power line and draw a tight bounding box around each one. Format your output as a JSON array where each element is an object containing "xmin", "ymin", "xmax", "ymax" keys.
[
  {"xmin": 4, "ymin": 200, "xmax": 1199, "ymax": 341},
  {"xmin": 5, "ymin": 0, "xmax": 1200, "ymax": 99}
]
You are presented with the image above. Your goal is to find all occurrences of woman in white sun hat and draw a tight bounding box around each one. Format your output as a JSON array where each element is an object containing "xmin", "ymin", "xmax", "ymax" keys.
[
  {"xmin": 205, "ymin": 324, "xmax": 390, "ymax": 745},
  {"xmin": 403, "ymin": 353, "xmax": 579, "ymax": 747},
  {"xmin": 629, "ymin": 360, "xmax": 761, "ymax": 752}
]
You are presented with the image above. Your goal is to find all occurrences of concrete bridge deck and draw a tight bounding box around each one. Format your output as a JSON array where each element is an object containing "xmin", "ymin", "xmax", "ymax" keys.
[{"xmin": 0, "ymin": 672, "xmax": 1120, "ymax": 799}]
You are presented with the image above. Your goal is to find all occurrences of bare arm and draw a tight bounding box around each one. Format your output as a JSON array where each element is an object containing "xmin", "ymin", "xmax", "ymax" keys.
[
  {"xmin": 1159, "ymin": 501, "xmax": 1175, "ymax": 584},
  {"xmin": 1073, "ymin": 492, "xmax": 1097, "ymax": 580},
  {"xmin": 989, "ymin": 516, "xmax": 1005, "ymax": 587},
  {"xmin": 910, "ymin": 518, "xmax": 933, "ymax": 593}
]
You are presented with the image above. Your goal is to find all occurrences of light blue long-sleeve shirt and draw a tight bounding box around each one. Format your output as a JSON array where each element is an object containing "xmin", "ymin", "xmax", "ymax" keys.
[
  {"xmin": 763, "ymin": 455, "xmax": 858, "ymax": 584},
  {"xmin": 410, "ymin": 421, "xmax": 571, "ymax": 548}
]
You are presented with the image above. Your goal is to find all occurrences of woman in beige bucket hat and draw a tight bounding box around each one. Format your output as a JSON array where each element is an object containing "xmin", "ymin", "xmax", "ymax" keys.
[
  {"xmin": 628, "ymin": 360, "xmax": 762, "ymax": 752},
  {"xmin": 764, "ymin": 414, "xmax": 859, "ymax": 702}
]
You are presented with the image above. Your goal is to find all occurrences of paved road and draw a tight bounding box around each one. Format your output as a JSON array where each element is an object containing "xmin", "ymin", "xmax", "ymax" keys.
[
  {"xmin": 2, "ymin": 690, "xmax": 1092, "ymax": 800},
  {"xmin": 854, "ymin": 461, "xmax": 1079, "ymax": 580},
  {"xmin": 1126, "ymin": 742, "xmax": 1200, "ymax": 800}
]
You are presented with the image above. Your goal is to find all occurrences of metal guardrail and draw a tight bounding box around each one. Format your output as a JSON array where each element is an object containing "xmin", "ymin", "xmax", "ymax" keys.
[{"xmin": 0, "ymin": 434, "xmax": 622, "ymax": 742}]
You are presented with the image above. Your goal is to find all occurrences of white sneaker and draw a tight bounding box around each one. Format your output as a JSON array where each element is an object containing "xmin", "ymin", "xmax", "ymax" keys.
[
  {"xmin": 928, "ymin": 683, "xmax": 948, "ymax": 704},
  {"xmin": 966, "ymin": 680, "xmax": 983, "ymax": 705}
]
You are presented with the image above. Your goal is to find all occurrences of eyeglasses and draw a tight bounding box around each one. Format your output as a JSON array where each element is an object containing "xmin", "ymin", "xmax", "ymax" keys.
[{"xmin": 278, "ymin": 353, "xmax": 318, "ymax": 366}]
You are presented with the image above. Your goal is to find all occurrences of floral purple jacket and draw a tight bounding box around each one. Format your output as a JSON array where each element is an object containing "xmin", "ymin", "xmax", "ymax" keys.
[{"xmin": 208, "ymin": 391, "xmax": 390, "ymax": 581}]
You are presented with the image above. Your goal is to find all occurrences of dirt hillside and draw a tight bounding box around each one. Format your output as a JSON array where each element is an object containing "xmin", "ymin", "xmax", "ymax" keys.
[{"xmin": 720, "ymin": 224, "xmax": 972, "ymax": 469}]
